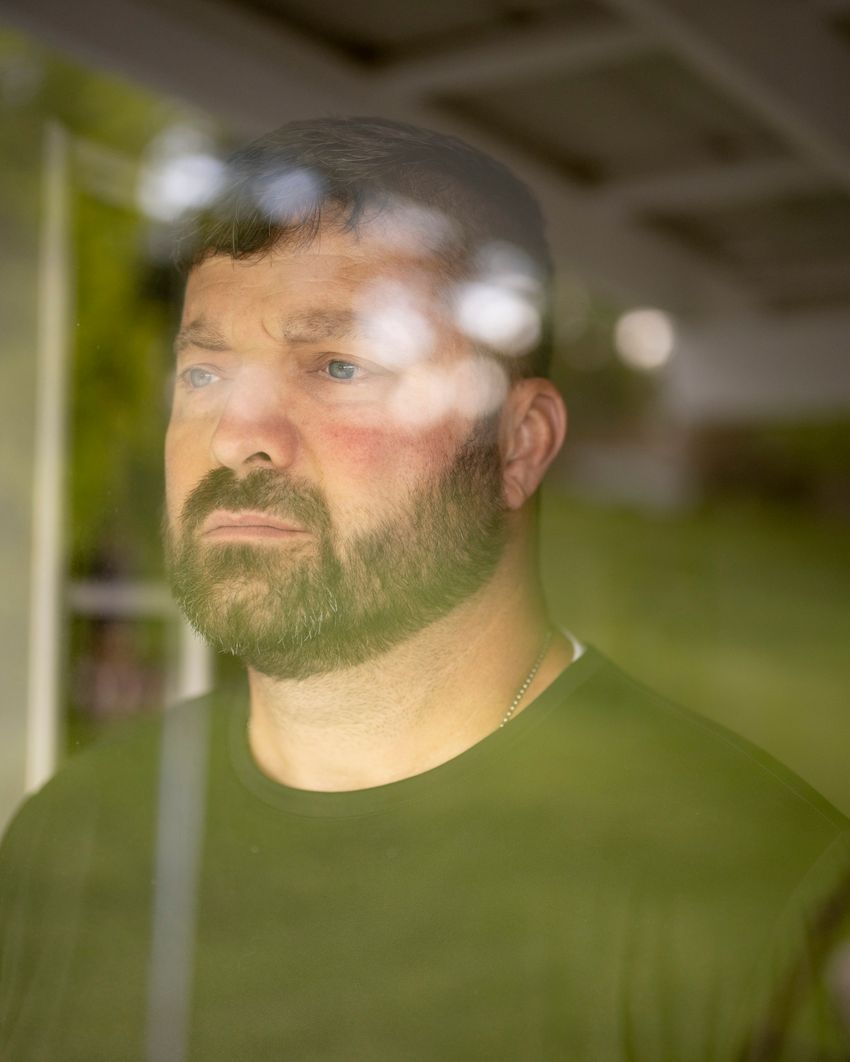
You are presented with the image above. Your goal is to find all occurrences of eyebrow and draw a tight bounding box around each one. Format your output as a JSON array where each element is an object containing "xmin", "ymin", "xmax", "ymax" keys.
[
  {"xmin": 173, "ymin": 320, "xmax": 231, "ymax": 356},
  {"xmin": 174, "ymin": 310, "xmax": 363, "ymax": 356},
  {"xmin": 280, "ymin": 310, "xmax": 361, "ymax": 344}
]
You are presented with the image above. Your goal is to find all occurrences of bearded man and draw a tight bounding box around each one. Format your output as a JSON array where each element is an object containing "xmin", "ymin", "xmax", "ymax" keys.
[{"xmin": 1, "ymin": 117, "xmax": 849, "ymax": 1061}]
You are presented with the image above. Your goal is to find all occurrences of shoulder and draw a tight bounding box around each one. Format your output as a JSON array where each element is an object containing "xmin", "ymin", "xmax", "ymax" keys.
[
  {"xmin": 518, "ymin": 647, "xmax": 850, "ymax": 913},
  {"xmin": 570, "ymin": 648, "xmax": 849, "ymax": 836},
  {"xmin": 547, "ymin": 652, "xmax": 850, "ymax": 1049}
]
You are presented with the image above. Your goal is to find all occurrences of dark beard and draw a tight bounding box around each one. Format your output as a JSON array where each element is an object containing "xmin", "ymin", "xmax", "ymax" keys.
[{"xmin": 163, "ymin": 425, "xmax": 507, "ymax": 680}]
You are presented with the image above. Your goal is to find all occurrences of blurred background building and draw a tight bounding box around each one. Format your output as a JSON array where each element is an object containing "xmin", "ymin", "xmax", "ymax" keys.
[{"xmin": 1, "ymin": 0, "xmax": 849, "ymax": 829}]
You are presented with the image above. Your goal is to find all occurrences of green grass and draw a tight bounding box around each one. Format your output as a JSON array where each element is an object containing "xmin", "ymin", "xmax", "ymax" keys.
[{"xmin": 540, "ymin": 491, "xmax": 850, "ymax": 816}]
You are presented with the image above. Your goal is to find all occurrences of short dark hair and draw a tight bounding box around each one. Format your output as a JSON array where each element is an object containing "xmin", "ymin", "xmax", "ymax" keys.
[{"xmin": 176, "ymin": 117, "xmax": 553, "ymax": 378}]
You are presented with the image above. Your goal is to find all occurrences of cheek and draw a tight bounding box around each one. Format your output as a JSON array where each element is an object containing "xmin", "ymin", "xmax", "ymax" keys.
[
  {"xmin": 164, "ymin": 420, "xmax": 203, "ymax": 519},
  {"xmin": 319, "ymin": 417, "xmax": 456, "ymax": 484}
]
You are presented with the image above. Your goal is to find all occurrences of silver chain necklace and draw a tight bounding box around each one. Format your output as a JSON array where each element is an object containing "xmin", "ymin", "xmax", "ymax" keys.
[{"xmin": 499, "ymin": 628, "xmax": 554, "ymax": 728}]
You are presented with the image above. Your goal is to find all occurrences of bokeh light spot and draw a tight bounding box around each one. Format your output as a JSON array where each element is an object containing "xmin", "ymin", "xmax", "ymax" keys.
[
  {"xmin": 138, "ymin": 124, "xmax": 224, "ymax": 222},
  {"xmin": 253, "ymin": 167, "xmax": 324, "ymax": 225},
  {"xmin": 454, "ymin": 282, "xmax": 541, "ymax": 357},
  {"xmin": 355, "ymin": 280, "xmax": 435, "ymax": 369},
  {"xmin": 614, "ymin": 308, "xmax": 675, "ymax": 371}
]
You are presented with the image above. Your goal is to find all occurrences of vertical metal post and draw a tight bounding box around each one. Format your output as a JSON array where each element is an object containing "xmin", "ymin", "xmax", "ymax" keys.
[
  {"xmin": 25, "ymin": 121, "xmax": 71, "ymax": 793},
  {"xmin": 145, "ymin": 693, "xmax": 209, "ymax": 1062},
  {"xmin": 175, "ymin": 618, "xmax": 215, "ymax": 702},
  {"xmin": 145, "ymin": 621, "xmax": 213, "ymax": 1062}
]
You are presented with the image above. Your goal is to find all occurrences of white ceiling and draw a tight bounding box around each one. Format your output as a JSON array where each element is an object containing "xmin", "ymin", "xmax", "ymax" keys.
[{"xmin": 3, "ymin": 0, "xmax": 850, "ymax": 420}]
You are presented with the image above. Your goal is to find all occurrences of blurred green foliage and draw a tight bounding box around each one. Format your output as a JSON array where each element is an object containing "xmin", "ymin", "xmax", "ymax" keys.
[
  {"xmin": 1, "ymin": 24, "xmax": 213, "ymax": 576},
  {"xmin": 1, "ymin": 23, "xmax": 213, "ymax": 750},
  {"xmin": 69, "ymin": 192, "xmax": 173, "ymax": 576}
]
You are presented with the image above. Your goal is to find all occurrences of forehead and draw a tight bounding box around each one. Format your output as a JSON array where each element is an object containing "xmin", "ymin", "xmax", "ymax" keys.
[{"xmin": 181, "ymin": 227, "xmax": 449, "ymax": 325}]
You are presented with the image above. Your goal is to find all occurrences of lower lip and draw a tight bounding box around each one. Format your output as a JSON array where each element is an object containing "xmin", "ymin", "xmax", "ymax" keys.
[{"xmin": 203, "ymin": 526, "xmax": 309, "ymax": 541}]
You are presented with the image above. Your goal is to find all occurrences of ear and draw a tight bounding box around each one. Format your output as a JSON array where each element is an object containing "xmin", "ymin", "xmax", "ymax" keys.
[{"xmin": 500, "ymin": 379, "xmax": 567, "ymax": 511}]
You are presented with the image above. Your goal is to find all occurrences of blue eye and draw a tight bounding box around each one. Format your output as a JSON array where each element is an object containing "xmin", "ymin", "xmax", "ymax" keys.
[
  {"xmin": 326, "ymin": 360, "xmax": 358, "ymax": 381},
  {"xmin": 183, "ymin": 367, "xmax": 217, "ymax": 389}
]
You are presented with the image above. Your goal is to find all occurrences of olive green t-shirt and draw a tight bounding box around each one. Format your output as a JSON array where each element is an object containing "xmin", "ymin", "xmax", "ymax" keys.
[{"xmin": 2, "ymin": 647, "xmax": 849, "ymax": 1060}]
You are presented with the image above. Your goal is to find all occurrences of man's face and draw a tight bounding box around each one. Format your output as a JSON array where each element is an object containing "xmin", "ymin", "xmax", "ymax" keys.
[{"xmin": 164, "ymin": 225, "xmax": 512, "ymax": 679}]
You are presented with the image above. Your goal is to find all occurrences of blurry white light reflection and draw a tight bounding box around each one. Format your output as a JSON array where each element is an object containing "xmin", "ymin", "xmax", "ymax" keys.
[
  {"xmin": 453, "ymin": 242, "xmax": 543, "ymax": 357},
  {"xmin": 387, "ymin": 357, "xmax": 508, "ymax": 429},
  {"xmin": 138, "ymin": 125, "xmax": 224, "ymax": 223},
  {"xmin": 254, "ymin": 168, "xmax": 323, "ymax": 224},
  {"xmin": 454, "ymin": 283, "xmax": 541, "ymax": 357},
  {"xmin": 355, "ymin": 280, "xmax": 435, "ymax": 368},
  {"xmin": 370, "ymin": 197, "xmax": 458, "ymax": 256},
  {"xmin": 614, "ymin": 308, "xmax": 675, "ymax": 371},
  {"xmin": 477, "ymin": 241, "xmax": 540, "ymax": 284}
]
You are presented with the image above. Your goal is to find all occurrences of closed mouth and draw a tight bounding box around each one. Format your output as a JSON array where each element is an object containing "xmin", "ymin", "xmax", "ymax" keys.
[{"xmin": 201, "ymin": 510, "xmax": 308, "ymax": 537}]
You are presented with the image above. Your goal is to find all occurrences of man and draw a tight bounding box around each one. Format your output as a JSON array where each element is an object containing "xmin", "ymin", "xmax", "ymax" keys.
[{"xmin": 1, "ymin": 117, "xmax": 849, "ymax": 1061}]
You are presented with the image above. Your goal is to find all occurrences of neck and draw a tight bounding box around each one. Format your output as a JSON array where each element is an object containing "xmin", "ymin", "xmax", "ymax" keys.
[{"xmin": 246, "ymin": 540, "xmax": 574, "ymax": 792}]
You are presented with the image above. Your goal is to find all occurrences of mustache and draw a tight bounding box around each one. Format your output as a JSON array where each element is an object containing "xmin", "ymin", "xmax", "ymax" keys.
[{"xmin": 178, "ymin": 467, "xmax": 333, "ymax": 535}]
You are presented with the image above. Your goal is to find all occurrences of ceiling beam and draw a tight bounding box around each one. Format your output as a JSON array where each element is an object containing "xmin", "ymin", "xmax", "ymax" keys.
[
  {"xmin": 604, "ymin": 0, "xmax": 850, "ymax": 192},
  {"xmin": 598, "ymin": 157, "xmax": 828, "ymax": 213},
  {"xmin": 372, "ymin": 23, "xmax": 655, "ymax": 97}
]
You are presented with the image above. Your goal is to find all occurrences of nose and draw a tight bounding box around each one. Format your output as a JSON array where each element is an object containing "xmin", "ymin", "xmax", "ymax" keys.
[{"xmin": 210, "ymin": 373, "xmax": 300, "ymax": 473}]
